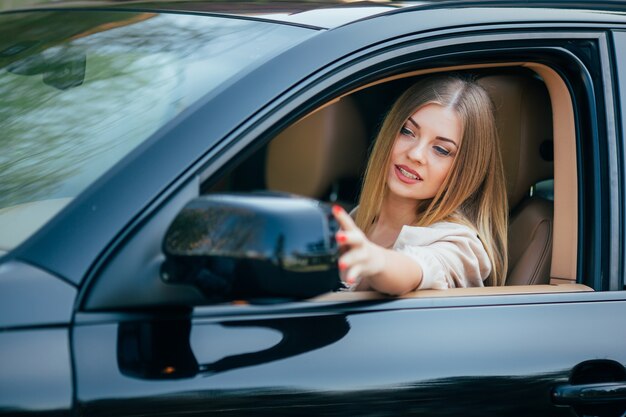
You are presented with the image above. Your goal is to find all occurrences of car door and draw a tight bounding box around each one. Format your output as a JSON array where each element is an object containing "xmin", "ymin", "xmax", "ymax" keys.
[
  {"xmin": 74, "ymin": 292, "xmax": 626, "ymax": 417},
  {"xmin": 70, "ymin": 8, "xmax": 626, "ymax": 417}
]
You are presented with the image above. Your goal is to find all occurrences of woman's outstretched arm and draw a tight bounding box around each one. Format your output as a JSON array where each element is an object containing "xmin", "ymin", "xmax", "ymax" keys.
[{"xmin": 333, "ymin": 206, "xmax": 424, "ymax": 295}]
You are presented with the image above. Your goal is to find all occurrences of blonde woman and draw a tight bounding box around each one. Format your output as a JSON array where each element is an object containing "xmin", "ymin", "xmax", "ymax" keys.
[{"xmin": 332, "ymin": 75, "xmax": 508, "ymax": 294}]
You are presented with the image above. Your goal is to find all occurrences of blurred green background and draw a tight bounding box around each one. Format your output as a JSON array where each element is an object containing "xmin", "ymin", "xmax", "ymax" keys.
[
  {"xmin": 0, "ymin": 1, "xmax": 103, "ymax": 10},
  {"xmin": 1, "ymin": 0, "xmax": 64, "ymax": 9},
  {"xmin": 0, "ymin": 0, "xmax": 343, "ymax": 11}
]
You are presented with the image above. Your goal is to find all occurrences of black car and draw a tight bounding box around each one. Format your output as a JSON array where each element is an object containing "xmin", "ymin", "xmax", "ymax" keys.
[{"xmin": 1, "ymin": 1, "xmax": 626, "ymax": 416}]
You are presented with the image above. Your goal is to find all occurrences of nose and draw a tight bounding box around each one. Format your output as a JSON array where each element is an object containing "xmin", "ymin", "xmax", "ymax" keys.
[{"xmin": 407, "ymin": 141, "xmax": 427, "ymax": 164}]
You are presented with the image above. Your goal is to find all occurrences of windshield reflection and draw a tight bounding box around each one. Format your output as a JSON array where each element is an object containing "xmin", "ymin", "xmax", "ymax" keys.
[{"xmin": 0, "ymin": 11, "xmax": 314, "ymax": 251}]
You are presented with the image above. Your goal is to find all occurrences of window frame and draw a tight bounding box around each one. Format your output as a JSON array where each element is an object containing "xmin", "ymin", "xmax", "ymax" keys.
[
  {"xmin": 81, "ymin": 27, "xmax": 621, "ymax": 311},
  {"xmin": 610, "ymin": 30, "xmax": 626, "ymax": 290}
]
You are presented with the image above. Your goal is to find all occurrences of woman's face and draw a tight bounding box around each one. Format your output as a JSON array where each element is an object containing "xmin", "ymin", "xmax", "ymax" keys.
[{"xmin": 387, "ymin": 103, "xmax": 462, "ymax": 203}]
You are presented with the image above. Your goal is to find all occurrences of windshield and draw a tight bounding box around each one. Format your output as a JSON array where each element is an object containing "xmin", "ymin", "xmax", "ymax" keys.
[{"xmin": 0, "ymin": 10, "xmax": 315, "ymax": 254}]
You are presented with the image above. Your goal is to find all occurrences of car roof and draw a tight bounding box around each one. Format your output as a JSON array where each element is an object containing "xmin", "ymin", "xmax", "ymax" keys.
[
  {"xmin": 5, "ymin": 0, "xmax": 626, "ymax": 30},
  {"xmin": 3, "ymin": 1, "xmax": 410, "ymax": 29}
]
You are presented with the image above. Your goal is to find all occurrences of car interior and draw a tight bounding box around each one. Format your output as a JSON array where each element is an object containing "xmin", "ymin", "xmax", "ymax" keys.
[{"xmin": 205, "ymin": 64, "xmax": 592, "ymax": 299}]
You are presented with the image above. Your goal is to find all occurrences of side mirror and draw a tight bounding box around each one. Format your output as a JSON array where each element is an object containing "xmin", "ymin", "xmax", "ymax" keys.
[{"xmin": 161, "ymin": 193, "xmax": 342, "ymax": 302}]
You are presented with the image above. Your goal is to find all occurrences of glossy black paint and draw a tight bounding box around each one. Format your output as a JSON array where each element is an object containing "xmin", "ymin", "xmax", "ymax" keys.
[
  {"xmin": 162, "ymin": 193, "xmax": 341, "ymax": 300},
  {"xmin": 613, "ymin": 30, "xmax": 626, "ymax": 290},
  {"xmin": 552, "ymin": 359, "xmax": 626, "ymax": 416},
  {"xmin": 0, "ymin": 261, "xmax": 75, "ymax": 329},
  {"xmin": 74, "ymin": 293, "xmax": 626, "ymax": 416},
  {"xmin": 117, "ymin": 314, "xmax": 350, "ymax": 379},
  {"xmin": 0, "ymin": 328, "xmax": 72, "ymax": 416},
  {"xmin": 0, "ymin": 265, "xmax": 75, "ymax": 416}
]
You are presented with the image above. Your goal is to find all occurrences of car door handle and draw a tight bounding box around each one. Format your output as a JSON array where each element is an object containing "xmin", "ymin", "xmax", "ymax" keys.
[{"xmin": 552, "ymin": 382, "xmax": 626, "ymax": 405}]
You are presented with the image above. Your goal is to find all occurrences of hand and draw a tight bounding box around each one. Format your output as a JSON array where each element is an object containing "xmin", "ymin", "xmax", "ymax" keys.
[{"xmin": 332, "ymin": 205, "xmax": 386, "ymax": 288}]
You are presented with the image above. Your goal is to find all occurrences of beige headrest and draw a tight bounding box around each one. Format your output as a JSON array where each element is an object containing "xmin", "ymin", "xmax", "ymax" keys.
[
  {"xmin": 478, "ymin": 74, "xmax": 553, "ymax": 208},
  {"xmin": 266, "ymin": 97, "xmax": 367, "ymax": 198}
]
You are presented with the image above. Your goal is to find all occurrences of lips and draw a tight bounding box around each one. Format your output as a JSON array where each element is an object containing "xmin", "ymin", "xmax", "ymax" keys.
[{"xmin": 394, "ymin": 164, "xmax": 422, "ymax": 184}]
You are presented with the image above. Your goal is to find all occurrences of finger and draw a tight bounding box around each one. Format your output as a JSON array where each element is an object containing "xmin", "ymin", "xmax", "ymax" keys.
[
  {"xmin": 335, "ymin": 230, "xmax": 365, "ymax": 248},
  {"xmin": 338, "ymin": 247, "xmax": 368, "ymax": 271},
  {"xmin": 332, "ymin": 205, "xmax": 359, "ymax": 231},
  {"xmin": 338, "ymin": 267, "xmax": 349, "ymax": 284},
  {"xmin": 338, "ymin": 258, "xmax": 359, "ymax": 285},
  {"xmin": 344, "ymin": 264, "xmax": 363, "ymax": 286}
]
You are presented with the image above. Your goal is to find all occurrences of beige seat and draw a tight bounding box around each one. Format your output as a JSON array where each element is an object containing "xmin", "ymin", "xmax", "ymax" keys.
[
  {"xmin": 266, "ymin": 97, "xmax": 367, "ymax": 206},
  {"xmin": 478, "ymin": 74, "xmax": 554, "ymax": 285}
]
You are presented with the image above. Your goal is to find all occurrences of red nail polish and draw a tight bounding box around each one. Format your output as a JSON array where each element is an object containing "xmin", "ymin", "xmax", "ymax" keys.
[
  {"xmin": 338, "ymin": 261, "xmax": 347, "ymax": 271},
  {"xmin": 332, "ymin": 204, "xmax": 343, "ymax": 215},
  {"xmin": 336, "ymin": 233, "xmax": 347, "ymax": 243}
]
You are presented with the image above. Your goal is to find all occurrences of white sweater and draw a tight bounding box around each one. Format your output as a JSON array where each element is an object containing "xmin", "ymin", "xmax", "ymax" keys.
[{"xmin": 393, "ymin": 221, "xmax": 491, "ymax": 289}]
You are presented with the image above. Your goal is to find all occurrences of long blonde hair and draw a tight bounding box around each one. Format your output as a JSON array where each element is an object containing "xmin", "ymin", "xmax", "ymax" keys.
[{"xmin": 355, "ymin": 75, "xmax": 508, "ymax": 286}]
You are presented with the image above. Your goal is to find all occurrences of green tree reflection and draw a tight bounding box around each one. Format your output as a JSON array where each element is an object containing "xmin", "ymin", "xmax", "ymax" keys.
[
  {"xmin": 0, "ymin": 10, "xmax": 310, "ymax": 212},
  {"xmin": 165, "ymin": 206, "xmax": 265, "ymax": 256}
]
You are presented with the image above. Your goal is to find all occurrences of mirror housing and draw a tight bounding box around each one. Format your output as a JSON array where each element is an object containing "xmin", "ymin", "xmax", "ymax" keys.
[{"xmin": 161, "ymin": 193, "xmax": 342, "ymax": 301}]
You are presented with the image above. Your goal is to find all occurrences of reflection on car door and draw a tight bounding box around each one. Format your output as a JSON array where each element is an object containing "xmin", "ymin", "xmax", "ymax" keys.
[{"xmin": 73, "ymin": 291, "xmax": 626, "ymax": 416}]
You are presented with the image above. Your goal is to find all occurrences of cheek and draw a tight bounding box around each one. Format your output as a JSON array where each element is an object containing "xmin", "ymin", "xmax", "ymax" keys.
[
  {"xmin": 432, "ymin": 158, "xmax": 455, "ymax": 182},
  {"xmin": 391, "ymin": 139, "xmax": 417, "ymax": 163},
  {"xmin": 390, "ymin": 137, "xmax": 405, "ymax": 156}
]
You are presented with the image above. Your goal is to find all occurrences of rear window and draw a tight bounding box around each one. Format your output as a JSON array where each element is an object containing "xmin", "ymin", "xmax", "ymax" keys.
[{"xmin": 0, "ymin": 10, "xmax": 315, "ymax": 253}]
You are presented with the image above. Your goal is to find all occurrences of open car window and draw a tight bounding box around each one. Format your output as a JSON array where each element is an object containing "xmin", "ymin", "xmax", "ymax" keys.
[
  {"xmin": 84, "ymin": 32, "xmax": 609, "ymax": 311},
  {"xmin": 202, "ymin": 65, "xmax": 579, "ymax": 296}
]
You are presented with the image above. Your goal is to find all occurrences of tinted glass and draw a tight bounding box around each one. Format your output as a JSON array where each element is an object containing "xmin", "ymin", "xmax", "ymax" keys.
[{"xmin": 0, "ymin": 11, "xmax": 315, "ymax": 253}]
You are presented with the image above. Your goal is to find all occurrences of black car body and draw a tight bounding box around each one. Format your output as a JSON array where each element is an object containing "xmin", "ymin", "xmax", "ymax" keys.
[{"xmin": 1, "ymin": 1, "xmax": 626, "ymax": 416}]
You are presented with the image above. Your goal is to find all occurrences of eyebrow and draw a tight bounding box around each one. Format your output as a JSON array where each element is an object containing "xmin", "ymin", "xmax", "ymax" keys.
[{"xmin": 407, "ymin": 117, "xmax": 458, "ymax": 147}]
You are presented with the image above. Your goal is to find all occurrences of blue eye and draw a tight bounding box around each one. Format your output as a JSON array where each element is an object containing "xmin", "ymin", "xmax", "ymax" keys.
[
  {"xmin": 400, "ymin": 126, "xmax": 413, "ymax": 136},
  {"xmin": 434, "ymin": 146, "xmax": 451, "ymax": 156}
]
